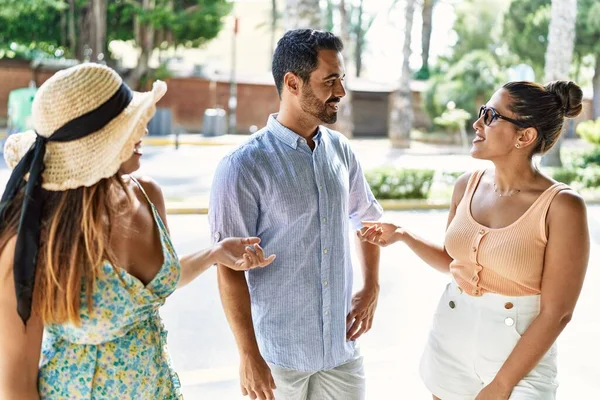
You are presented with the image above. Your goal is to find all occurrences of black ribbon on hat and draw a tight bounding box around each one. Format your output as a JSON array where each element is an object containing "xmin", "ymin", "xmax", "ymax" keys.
[{"xmin": 0, "ymin": 82, "xmax": 133, "ymax": 325}]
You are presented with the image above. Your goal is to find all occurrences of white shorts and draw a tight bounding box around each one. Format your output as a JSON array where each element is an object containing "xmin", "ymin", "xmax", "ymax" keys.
[
  {"xmin": 420, "ymin": 280, "xmax": 558, "ymax": 400},
  {"xmin": 268, "ymin": 355, "xmax": 365, "ymax": 400}
]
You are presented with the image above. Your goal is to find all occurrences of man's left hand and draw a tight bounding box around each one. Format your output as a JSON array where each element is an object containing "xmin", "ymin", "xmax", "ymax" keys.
[{"xmin": 346, "ymin": 285, "xmax": 379, "ymax": 341}]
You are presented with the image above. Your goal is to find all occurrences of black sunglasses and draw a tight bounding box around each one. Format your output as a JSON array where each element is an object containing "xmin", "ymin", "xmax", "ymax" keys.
[{"xmin": 478, "ymin": 106, "xmax": 531, "ymax": 129}]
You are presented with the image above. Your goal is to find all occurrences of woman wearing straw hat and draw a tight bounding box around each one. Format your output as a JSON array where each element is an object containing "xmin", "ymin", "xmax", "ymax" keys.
[{"xmin": 0, "ymin": 63, "xmax": 275, "ymax": 399}]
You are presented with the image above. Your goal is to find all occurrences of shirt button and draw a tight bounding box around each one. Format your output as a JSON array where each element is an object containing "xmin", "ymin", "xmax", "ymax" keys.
[
  {"xmin": 323, "ymin": 248, "xmax": 328, "ymax": 254},
  {"xmin": 449, "ymin": 301, "xmax": 456, "ymax": 309},
  {"xmin": 325, "ymin": 311, "xmax": 329, "ymax": 316},
  {"xmin": 213, "ymin": 232, "xmax": 220, "ymax": 242},
  {"xmin": 319, "ymin": 185, "xmax": 323, "ymax": 190},
  {"xmin": 322, "ymin": 217, "xmax": 327, "ymax": 223},
  {"xmin": 474, "ymin": 289, "xmax": 481, "ymax": 295},
  {"xmin": 505, "ymin": 317, "xmax": 515, "ymax": 327},
  {"xmin": 472, "ymin": 275, "xmax": 479, "ymax": 282},
  {"xmin": 479, "ymin": 229, "xmax": 485, "ymax": 234},
  {"xmin": 472, "ymin": 247, "xmax": 477, "ymax": 252},
  {"xmin": 324, "ymin": 280, "xmax": 328, "ymax": 286}
]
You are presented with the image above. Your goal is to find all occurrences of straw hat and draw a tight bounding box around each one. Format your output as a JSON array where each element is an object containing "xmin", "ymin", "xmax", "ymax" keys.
[{"xmin": 3, "ymin": 63, "xmax": 167, "ymax": 191}]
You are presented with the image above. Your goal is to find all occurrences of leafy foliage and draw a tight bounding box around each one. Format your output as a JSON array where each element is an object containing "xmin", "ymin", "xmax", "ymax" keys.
[
  {"xmin": 366, "ymin": 168, "xmax": 435, "ymax": 200},
  {"xmin": 576, "ymin": 119, "xmax": 600, "ymax": 146},
  {"xmin": 0, "ymin": 0, "xmax": 232, "ymax": 60},
  {"xmin": 425, "ymin": 50, "xmax": 505, "ymax": 124}
]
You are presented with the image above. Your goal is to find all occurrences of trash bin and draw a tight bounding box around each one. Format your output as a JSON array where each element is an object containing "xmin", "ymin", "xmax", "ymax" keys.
[
  {"xmin": 147, "ymin": 107, "xmax": 172, "ymax": 136},
  {"xmin": 202, "ymin": 108, "xmax": 227, "ymax": 137},
  {"xmin": 7, "ymin": 87, "xmax": 37, "ymax": 134}
]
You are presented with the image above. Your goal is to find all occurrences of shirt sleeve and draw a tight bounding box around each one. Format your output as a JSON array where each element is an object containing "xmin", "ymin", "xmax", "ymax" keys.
[
  {"xmin": 208, "ymin": 154, "xmax": 259, "ymax": 244},
  {"xmin": 347, "ymin": 148, "xmax": 383, "ymax": 230}
]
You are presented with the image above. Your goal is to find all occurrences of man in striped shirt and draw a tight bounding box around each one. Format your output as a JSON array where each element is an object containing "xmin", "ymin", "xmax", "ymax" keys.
[{"xmin": 209, "ymin": 29, "xmax": 383, "ymax": 400}]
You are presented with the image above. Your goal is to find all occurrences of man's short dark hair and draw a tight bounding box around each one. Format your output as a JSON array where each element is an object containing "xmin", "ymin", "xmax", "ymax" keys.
[{"xmin": 272, "ymin": 29, "xmax": 344, "ymax": 97}]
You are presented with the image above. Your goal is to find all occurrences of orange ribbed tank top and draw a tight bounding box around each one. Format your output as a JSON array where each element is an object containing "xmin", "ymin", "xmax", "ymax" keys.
[{"xmin": 445, "ymin": 170, "xmax": 568, "ymax": 296}]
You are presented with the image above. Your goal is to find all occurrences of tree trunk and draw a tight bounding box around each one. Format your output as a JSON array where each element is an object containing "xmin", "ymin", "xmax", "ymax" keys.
[
  {"xmin": 91, "ymin": 0, "xmax": 107, "ymax": 62},
  {"xmin": 77, "ymin": 3, "xmax": 92, "ymax": 61},
  {"xmin": 421, "ymin": 0, "xmax": 434, "ymax": 73},
  {"xmin": 284, "ymin": 0, "xmax": 323, "ymax": 30},
  {"xmin": 67, "ymin": 0, "xmax": 77, "ymax": 57},
  {"xmin": 126, "ymin": 0, "xmax": 156, "ymax": 89},
  {"xmin": 355, "ymin": 0, "xmax": 364, "ymax": 77},
  {"xmin": 336, "ymin": 0, "xmax": 353, "ymax": 138},
  {"xmin": 541, "ymin": 0, "xmax": 578, "ymax": 167},
  {"xmin": 271, "ymin": 0, "xmax": 278, "ymax": 60},
  {"xmin": 388, "ymin": 0, "xmax": 415, "ymax": 148},
  {"xmin": 593, "ymin": 54, "xmax": 600, "ymax": 120}
]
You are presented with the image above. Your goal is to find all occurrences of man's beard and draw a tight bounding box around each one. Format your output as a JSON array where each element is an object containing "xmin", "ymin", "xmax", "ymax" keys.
[{"xmin": 299, "ymin": 84, "xmax": 340, "ymax": 124}]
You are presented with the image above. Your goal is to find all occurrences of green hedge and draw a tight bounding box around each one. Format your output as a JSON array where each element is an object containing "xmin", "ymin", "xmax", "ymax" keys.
[{"xmin": 366, "ymin": 168, "xmax": 435, "ymax": 200}]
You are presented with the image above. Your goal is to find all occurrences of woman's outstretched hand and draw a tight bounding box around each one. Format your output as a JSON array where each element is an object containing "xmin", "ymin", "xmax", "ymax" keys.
[
  {"xmin": 214, "ymin": 237, "xmax": 276, "ymax": 271},
  {"xmin": 357, "ymin": 221, "xmax": 403, "ymax": 247}
]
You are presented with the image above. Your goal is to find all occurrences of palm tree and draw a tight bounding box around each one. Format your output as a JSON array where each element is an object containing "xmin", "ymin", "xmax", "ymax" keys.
[
  {"xmin": 337, "ymin": 0, "xmax": 354, "ymax": 138},
  {"xmin": 419, "ymin": 0, "xmax": 435, "ymax": 78},
  {"xmin": 541, "ymin": 0, "xmax": 578, "ymax": 167},
  {"xmin": 284, "ymin": 0, "xmax": 323, "ymax": 30},
  {"xmin": 389, "ymin": 0, "xmax": 416, "ymax": 148}
]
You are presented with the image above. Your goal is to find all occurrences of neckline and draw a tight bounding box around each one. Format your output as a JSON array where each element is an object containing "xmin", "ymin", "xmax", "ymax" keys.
[{"xmin": 467, "ymin": 170, "xmax": 562, "ymax": 232}]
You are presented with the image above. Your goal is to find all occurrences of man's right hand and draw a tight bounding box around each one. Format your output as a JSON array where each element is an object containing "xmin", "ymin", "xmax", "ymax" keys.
[{"xmin": 240, "ymin": 352, "xmax": 277, "ymax": 400}]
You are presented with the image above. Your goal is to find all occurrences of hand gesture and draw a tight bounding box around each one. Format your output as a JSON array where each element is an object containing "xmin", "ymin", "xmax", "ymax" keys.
[
  {"xmin": 214, "ymin": 237, "xmax": 276, "ymax": 271},
  {"xmin": 240, "ymin": 352, "xmax": 277, "ymax": 400},
  {"xmin": 357, "ymin": 221, "xmax": 402, "ymax": 247}
]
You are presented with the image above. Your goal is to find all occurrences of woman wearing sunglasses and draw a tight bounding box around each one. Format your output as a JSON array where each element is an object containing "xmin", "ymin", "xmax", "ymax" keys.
[{"xmin": 358, "ymin": 80, "xmax": 589, "ymax": 400}]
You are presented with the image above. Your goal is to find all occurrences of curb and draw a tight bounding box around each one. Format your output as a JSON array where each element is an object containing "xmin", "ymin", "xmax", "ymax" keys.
[
  {"xmin": 165, "ymin": 197, "xmax": 600, "ymax": 215},
  {"xmin": 143, "ymin": 136, "xmax": 240, "ymax": 147}
]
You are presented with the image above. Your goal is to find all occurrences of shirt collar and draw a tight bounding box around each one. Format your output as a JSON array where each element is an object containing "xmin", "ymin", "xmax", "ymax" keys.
[{"xmin": 267, "ymin": 114, "xmax": 322, "ymax": 149}]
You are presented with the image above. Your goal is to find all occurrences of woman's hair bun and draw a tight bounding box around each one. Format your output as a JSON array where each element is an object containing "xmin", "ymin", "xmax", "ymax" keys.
[{"xmin": 544, "ymin": 80, "xmax": 583, "ymax": 118}]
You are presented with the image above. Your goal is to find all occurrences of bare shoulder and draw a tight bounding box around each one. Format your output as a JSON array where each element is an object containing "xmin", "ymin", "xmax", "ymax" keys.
[
  {"xmin": 451, "ymin": 172, "xmax": 473, "ymax": 204},
  {"xmin": 548, "ymin": 189, "xmax": 587, "ymax": 222},
  {"xmin": 131, "ymin": 175, "xmax": 164, "ymax": 206}
]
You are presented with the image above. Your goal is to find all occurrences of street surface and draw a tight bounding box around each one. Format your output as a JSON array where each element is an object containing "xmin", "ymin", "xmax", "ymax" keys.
[{"xmin": 162, "ymin": 209, "xmax": 600, "ymax": 399}]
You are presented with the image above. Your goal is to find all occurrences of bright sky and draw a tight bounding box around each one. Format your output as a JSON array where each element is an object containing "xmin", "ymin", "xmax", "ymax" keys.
[{"xmin": 355, "ymin": 0, "xmax": 457, "ymax": 82}]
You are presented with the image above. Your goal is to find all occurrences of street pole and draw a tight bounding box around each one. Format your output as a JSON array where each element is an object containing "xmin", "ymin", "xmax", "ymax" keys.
[{"xmin": 229, "ymin": 17, "xmax": 239, "ymax": 135}]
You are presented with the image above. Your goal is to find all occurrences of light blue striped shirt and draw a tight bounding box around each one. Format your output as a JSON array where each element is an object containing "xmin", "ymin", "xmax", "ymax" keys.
[{"xmin": 209, "ymin": 115, "xmax": 383, "ymax": 372}]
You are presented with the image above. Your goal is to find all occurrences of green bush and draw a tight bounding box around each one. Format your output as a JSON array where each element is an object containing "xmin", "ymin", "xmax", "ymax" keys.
[
  {"xmin": 578, "ymin": 147, "xmax": 600, "ymax": 168},
  {"xmin": 578, "ymin": 167, "xmax": 600, "ymax": 189},
  {"xmin": 576, "ymin": 118, "xmax": 600, "ymax": 146},
  {"xmin": 551, "ymin": 167, "xmax": 580, "ymax": 185},
  {"xmin": 366, "ymin": 168, "xmax": 435, "ymax": 200}
]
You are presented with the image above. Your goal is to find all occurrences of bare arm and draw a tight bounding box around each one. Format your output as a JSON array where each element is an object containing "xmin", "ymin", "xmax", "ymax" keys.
[
  {"xmin": 0, "ymin": 237, "xmax": 43, "ymax": 400},
  {"xmin": 136, "ymin": 177, "xmax": 274, "ymax": 288},
  {"xmin": 487, "ymin": 190, "xmax": 589, "ymax": 396},
  {"xmin": 359, "ymin": 172, "xmax": 471, "ymax": 273},
  {"xmin": 218, "ymin": 266, "xmax": 275, "ymax": 399}
]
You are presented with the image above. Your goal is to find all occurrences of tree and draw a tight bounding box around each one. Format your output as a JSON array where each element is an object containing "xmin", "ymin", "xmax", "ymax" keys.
[
  {"xmin": 575, "ymin": 0, "xmax": 600, "ymax": 119},
  {"xmin": 504, "ymin": 0, "xmax": 600, "ymax": 119},
  {"xmin": 283, "ymin": 0, "xmax": 323, "ymax": 30},
  {"xmin": 415, "ymin": 0, "xmax": 435, "ymax": 80},
  {"xmin": 450, "ymin": 0, "xmax": 509, "ymax": 64},
  {"xmin": 389, "ymin": 0, "xmax": 416, "ymax": 148},
  {"xmin": 541, "ymin": 0, "xmax": 578, "ymax": 167},
  {"xmin": 337, "ymin": 0, "xmax": 354, "ymax": 137},
  {"xmin": 0, "ymin": 0, "xmax": 232, "ymax": 88}
]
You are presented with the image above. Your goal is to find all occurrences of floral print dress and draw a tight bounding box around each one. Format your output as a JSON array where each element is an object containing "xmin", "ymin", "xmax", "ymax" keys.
[{"xmin": 38, "ymin": 179, "xmax": 182, "ymax": 399}]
